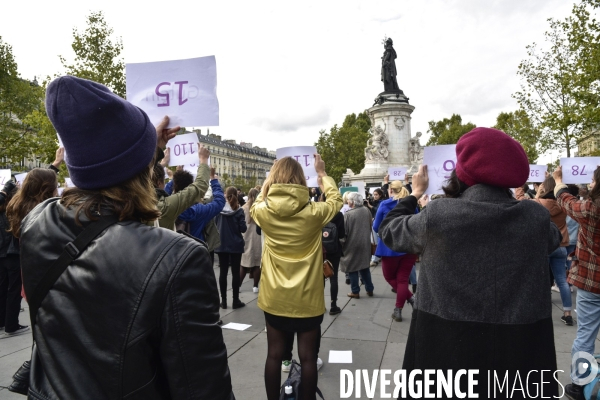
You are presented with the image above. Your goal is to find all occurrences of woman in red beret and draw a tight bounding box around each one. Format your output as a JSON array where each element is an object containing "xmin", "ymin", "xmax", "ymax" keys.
[{"xmin": 379, "ymin": 127, "xmax": 561, "ymax": 398}]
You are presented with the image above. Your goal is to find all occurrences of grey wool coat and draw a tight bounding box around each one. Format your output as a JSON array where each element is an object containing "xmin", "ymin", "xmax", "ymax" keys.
[
  {"xmin": 340, "ymin": 205, "xmax": 372, "ymax": 273},
  {"xmin": 379, "ymin": 184, "xmax": 562, "ymax": 398}
]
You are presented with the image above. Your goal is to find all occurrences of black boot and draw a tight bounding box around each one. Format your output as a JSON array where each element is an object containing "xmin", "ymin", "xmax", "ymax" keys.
[
  {"xmin": 8, "ymin": 360, "xmax": 30, "ymax": 395},
  {"xmin": 412, "ymin": 284, "xmax": 417, "ymax": 293},
  {"xmin": 329, "ymin": 302, "xmax": 341, "ymax": 315},
  {"xmin": 220, "ymin": 299, "xmax": 227, "ymax": 309},
  {"xmin": 232, "ymin": 299, "xmax": 245, "ymax": 309}
]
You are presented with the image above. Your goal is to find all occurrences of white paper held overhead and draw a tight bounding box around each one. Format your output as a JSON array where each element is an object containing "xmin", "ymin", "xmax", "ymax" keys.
[{"xmin": 126, "ymin": 56, "xmax": 219, "ymax": 128}]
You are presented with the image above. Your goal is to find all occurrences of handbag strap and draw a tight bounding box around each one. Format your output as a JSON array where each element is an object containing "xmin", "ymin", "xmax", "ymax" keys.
[{"xmin": 28, "ymin": 215, "xmax": 119, "ymax": 331}]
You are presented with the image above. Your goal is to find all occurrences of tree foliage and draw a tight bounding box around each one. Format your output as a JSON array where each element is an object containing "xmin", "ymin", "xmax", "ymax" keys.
[
  {"xmin": 315, "ymin": 112, "xmax": 371, "ymax": 185},
  {"xmin": 493, "ymin": 110, "xmax": 540, "ymax": 163},
  {"xmin": 0, "ymin": 37, "xmax": 57, "ymax": 167},
  {"xmin": 60, "ymin": 11, "xmax": 126, "ymax": 97},
  {"xmin": 514, "ymin": 16, "xmax": 583, "ymax": 157},
  {"xmin": 425, "ymin": 114, "xmax": 476, "ymax": 146}
]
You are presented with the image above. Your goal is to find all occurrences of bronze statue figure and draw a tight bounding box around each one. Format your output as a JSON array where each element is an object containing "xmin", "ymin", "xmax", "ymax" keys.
[{"xmin": 381, "ymin": 38, "xmax": 400, "ymax": 93}]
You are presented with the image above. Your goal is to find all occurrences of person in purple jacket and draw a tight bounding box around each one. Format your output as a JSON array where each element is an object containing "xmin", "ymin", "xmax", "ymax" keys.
[{"xmin": 373, "ymin": 180, "xmax": 417, "ymax": 322}]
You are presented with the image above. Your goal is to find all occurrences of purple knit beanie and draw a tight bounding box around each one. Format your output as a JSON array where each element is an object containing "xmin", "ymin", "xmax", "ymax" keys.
[{"xmin": 45, "ymin": 76, "xmax": 157, "ymax": 190}]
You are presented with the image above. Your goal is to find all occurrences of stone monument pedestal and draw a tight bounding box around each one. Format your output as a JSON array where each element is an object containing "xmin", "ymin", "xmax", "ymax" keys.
[{"xmin": 343, "ymin": 94, "xmax": 421, "ymax": 188}]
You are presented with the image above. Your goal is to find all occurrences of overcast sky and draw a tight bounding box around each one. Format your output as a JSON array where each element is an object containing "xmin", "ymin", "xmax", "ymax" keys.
[{"xmin": 2, "ymin": 0, "xmax": 576, "ymax": 162}]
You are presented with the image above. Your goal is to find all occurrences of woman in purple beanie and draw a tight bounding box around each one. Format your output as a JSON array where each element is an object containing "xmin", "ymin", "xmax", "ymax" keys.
[
  {"xmin": 379, "ymin": 127, "xmax": 561, "ymax": 398},
  {"xmin": 18, "ymin": 76, "xmax": 235, "ymax": 399}
]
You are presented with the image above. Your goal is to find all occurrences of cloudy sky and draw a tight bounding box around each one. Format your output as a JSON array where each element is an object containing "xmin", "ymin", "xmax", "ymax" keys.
[{"xmin": 2, "ymin": 0, "xmax": 576, "ymax": 162}]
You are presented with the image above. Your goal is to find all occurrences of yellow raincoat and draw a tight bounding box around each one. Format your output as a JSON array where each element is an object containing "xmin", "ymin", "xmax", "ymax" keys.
[{"xmin": 250, "ymin": 176, "xmax": 342, "ymax": 318}]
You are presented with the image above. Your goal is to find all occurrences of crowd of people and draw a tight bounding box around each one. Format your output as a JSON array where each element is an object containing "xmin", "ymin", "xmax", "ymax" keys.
[{"xmin": 0, "ymin": 75, "xmax": 598, "ymax": 400}]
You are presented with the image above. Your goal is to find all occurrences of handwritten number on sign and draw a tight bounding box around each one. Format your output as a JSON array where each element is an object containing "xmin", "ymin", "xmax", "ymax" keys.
[
  {"xmin": 443, "ymin": 160, "xmax": 455, "ymax": 179},
  {"xmin": 572, "ymin": 165, "xmax": 588, "ymax": 176},
  {"xmin": 155, "ymin": 81, "xmax": 190, "ymax": 107}
]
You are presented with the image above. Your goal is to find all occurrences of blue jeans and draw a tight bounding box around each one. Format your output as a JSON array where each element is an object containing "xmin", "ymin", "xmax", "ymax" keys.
[
  {"xmin": 349, "ymin": 269, "xmax": 374, "ymax": 294},
  {"xmin": 409, "ymin": 265, "xmax": 417, "ymax": 285},
  {"xmin": 549, "ymin": 247, "xmax": 571, "ymax": 311},
  {"xmin": 571, "ymin": 289, "xmax": 600, "ymax": 382}
]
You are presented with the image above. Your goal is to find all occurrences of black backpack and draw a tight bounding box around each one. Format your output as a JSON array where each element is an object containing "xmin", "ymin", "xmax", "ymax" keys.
[
  {"xmin": 322, "ymin": 222, "xmax": 338, "ymax": 254},
  {"xmin": 279, "ymin": 360, "xmax": 324, "ymax": 400}
]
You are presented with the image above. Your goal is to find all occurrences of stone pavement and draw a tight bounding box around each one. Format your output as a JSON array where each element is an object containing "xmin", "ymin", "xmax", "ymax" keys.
[{"xmin": 0, "ymin": 262, "xmax": 588, "ymax": 399}]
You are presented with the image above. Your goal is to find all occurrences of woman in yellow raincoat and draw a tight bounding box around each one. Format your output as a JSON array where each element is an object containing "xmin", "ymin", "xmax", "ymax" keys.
[{"xmin": 250, "ymin": 155, "xmax": 342, "ymax": 400}]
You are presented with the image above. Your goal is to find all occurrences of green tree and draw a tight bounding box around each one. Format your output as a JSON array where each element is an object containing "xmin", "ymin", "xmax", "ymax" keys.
[
  {"xmin": 563, "ymin": 0, "xmax": 600, "ymax": 134},
  {"xmin": 0, "ymin": 37, "xmax": 57, "ymax": 167},
  {"xmin": 493, "ymin": 110, "xmax": 540, "ymax": 163},
  {"xmin": 425, "ymin": 114, "xmax": 476, "ymax": 146},
  {"xmin": 315, "ymin": 112, "xmax": 371, "ymax": 185},
  {"xmin": 60, "ymin": 11, "xmax": 126, "ymax": 97},
  {"xmin": 513, "ymin": 18, "xmax": 582, "ymax": 157},
  {"xmin": 220, "ymin": 173, "xmax": 232, "ymax": 188}
]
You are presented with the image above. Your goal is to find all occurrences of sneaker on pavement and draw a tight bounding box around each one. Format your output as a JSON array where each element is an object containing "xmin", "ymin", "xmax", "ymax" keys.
[
  {"xmin": 369, "ymin": 261, "xmax": 377, "ymax": 267},
  {"xmin": 329, "ymin": 306, "xmax": 342, "ymax": 315},
  {"xmin": 565, "ymin": 383, "xmax": 584, "ymax": 400},
  {"xmin": 317, "ymin": 358, "xmax": 323, "ymax": 371},
  {"xmin": 561, "ymin": 315, "xmax": 574, "ymax": 326},
  {"xmin": 5, "ymin": 325, "xmax": 29, "ymax": 336},
  {"xmin": 551, "ymin": 285, "xmax": 560, "ymax": 293},
  {"xmin": 282, "ymin": 360, "xmax": 291, "ymax": 372},
  {"xmin": 253, "ymin": 287, "xmax": 259, "ymax": 293}
]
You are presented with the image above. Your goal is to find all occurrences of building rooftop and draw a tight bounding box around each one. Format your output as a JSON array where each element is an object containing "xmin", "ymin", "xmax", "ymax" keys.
[{"xmin": 192, "ymin": 131, "xmax": 275, "ymax": 159}]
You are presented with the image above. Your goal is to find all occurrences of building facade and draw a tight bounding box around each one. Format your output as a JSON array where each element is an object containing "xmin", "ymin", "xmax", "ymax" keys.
[
  {"xmin": 577, "ymin": 131, "xmax": 600, "ymax": 156},
  {"xmin": 194, "ymin": 130, "xmax": 276, "ymax": 186}
]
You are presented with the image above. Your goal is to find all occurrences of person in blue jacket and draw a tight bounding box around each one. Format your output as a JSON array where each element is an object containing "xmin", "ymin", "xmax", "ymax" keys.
[
  {"xmin": 170, "ymin": 168, "xmax": 225, "ymax": 252},
  {"xmin": 373, "ymin": 180, "xmax": 417, "ymax": 322}
]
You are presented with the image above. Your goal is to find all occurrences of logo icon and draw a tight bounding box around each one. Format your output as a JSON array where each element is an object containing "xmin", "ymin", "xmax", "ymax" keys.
[{"xmin": 572, "ymin": 351, "xmax": 599, "ymax": 386}]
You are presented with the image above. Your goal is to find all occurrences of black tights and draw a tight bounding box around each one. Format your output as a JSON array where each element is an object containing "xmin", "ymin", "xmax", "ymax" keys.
[
  {"xmin": 240, "ymin": 266, "xmax": 261, "ymax": 288},
  {"xmin": 217, "ymin": 253, "xmax": 241, "ymax": 301},
  {"xmin": 265, "ymin": 322, "xmax": 321, "ymax": 400},
  {"xmin": 327, "ymin": 252, "xmax": 341, "ymax": 305}
]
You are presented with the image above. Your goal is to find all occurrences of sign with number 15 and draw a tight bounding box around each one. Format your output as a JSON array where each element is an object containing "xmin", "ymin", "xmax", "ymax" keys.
[{"xmin": 560, "ymin": 157, "xmax": 600, "ymax": 184}]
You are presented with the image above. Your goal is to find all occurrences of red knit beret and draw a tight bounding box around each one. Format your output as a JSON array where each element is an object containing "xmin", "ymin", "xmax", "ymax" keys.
[{"xmin": 455, "ymin": 127, "xmax": 529, "ymax": 188}]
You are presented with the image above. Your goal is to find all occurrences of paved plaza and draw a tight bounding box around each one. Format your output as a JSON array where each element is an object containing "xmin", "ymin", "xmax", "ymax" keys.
[{"xmin": 0, "ymin": 261, "xmax": 587, "ymax": 399}]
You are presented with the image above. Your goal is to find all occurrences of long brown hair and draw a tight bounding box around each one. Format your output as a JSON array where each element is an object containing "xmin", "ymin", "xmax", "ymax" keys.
[
  {"xmin": 7, "ymin": 168, "xmax": 58, "ymax": 237},
  {"xmin": 225, "ymin": 186, "xmax": 240, "ymax": 210},
  {"xmin": 61, "ymin": 164, "xmax": 160, "ymax": 225},
  {"xmin": 590, "ymin": 167, "xmax": 600, "ymax": 205},
  {"xmin": 245, "ymin": 188, "xmax": 259, "ymax": 209},
  {"xmin": 262, "ymin": 157, "xmax": 307, "ymax": 197}
]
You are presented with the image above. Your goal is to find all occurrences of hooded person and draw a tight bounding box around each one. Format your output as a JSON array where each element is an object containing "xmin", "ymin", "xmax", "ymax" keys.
[
  {"xmin": 379, "ymin": 127, "xmax": 561, "ymax": 398},
  {"xmin": 19, "ymin": 76, "xmax": 235, "ymax": 399}
]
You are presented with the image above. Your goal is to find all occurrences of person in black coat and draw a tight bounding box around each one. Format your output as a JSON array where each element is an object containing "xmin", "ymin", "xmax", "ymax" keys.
[{"xmin": 215, "ymin": 186, "xmax": 248, "ymax": 309}]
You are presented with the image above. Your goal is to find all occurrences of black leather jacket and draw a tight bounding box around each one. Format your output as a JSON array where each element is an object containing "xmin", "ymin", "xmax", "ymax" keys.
[{"xmin": 20, "ymin": 198, "xmax": 235, "ymax": 399}]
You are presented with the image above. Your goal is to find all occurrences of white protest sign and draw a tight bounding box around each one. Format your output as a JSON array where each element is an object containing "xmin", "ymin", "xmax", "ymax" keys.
[
  {"xmin": 165, "ymin": 133, "xmax": 200, "ymax": 166},
  {"xmin": 423, "ymin": 145, "xmax": 457, "ymax": 195},
  {"xmin": 528, "ymin": 165, "xmax": 547, "ymax": 182},
  {"xmin": 57, "ymin": 133, "xmax": 68, "ymax": 163},
  {"xmin": 183, "ymin": 164, "xmax": 198, "ymax": 177},
  {"xmin": 561, "ymin": 157, "xmax": 600, "ymax": 184},
  {"xmin": 126, "ymin": 56, "xmax": 219, "ymax": 128},
  {"xmin": 14, "ymin": 173, "xmax": 27, "ymax": 185},
  {"xmin": 0, "ymin": 170, "xmax": 11, "ymax": 185},
  {"xmin": 275, "ymin": 146, "xmax": 318, "ymax": 187},
  {"xmin": 388, "ymin": 166, "xmax": 408, "ymax": 181},
  {"xmin": 65, "ymin": 177, "xmax": 74, "ymax": 188},
  {"xmin": 354, "ymin": 181, "xmax": 366, "ymax": 197}
]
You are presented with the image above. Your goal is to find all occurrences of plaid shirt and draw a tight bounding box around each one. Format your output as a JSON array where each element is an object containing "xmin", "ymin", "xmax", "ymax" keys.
[{"xmin": 557, "ymin": 189, "xmax": 600, "ymax": 293}]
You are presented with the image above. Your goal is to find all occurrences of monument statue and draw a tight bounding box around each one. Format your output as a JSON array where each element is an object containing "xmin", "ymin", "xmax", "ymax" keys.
[
  {"xmin": 409, "ymin": 132, "xmax": 424, "ymax": 165},
  {"xmin": 381, "ymin": 38, "xmax": 400, "ymax": 93},
  {"xmin": 365, "ymin": 121, "xmax": 389, "ymax": 162}
]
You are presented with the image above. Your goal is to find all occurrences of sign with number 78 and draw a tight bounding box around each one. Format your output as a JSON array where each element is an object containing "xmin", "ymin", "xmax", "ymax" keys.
[{"xmin": 560, "ymin": 157, "xmax": 600, "ymax": 184}]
